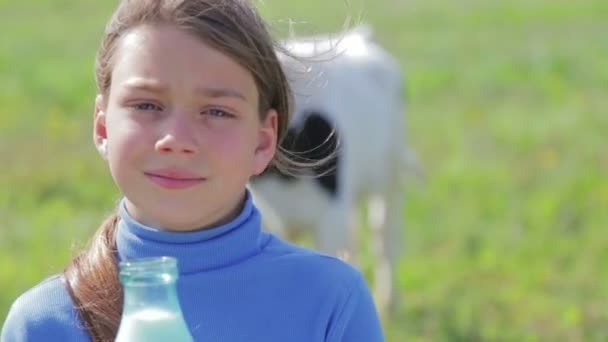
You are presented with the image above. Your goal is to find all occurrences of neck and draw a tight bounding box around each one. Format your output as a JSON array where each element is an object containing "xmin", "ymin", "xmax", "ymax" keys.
[
  {"xmin": 123, "ymin": 192, "xmax": 248, "ymax": 232},
  {"xmin": 115, "ymin": 189, "xmax": 269, "ymax": 273}
]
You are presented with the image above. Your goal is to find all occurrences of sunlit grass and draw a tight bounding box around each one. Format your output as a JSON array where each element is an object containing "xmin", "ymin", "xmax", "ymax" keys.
[{"xmin": 1, "ymin": 0, "xmax": 607, "ymax": 339}]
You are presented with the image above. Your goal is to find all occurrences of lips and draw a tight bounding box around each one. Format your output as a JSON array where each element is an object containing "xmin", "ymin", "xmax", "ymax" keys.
[{"xmin": 144, "ymin": 168, "xmax": 206, "ymax": 190}]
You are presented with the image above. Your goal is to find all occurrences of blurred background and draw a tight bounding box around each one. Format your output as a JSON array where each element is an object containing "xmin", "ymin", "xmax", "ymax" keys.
[{"xmin": 1, "ymin": 0, "xmax": 607, "ymax": 340}]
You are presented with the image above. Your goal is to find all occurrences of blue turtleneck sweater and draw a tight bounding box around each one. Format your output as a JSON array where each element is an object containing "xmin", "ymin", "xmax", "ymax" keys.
[{"xmin": 2, "ymin": 192, "xmax": 384, "ymax": 341}]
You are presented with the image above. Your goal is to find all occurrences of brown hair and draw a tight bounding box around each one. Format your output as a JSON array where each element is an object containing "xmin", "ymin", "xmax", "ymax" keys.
[{"xmin": 63, "ymin": 0, "xmax": 297, "ymax": 340}]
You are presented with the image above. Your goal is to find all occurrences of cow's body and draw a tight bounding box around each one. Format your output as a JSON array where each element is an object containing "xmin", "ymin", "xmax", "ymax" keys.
[{"xmin": 249, "ymin": 25, "xmax": 409, "ymax": 316}]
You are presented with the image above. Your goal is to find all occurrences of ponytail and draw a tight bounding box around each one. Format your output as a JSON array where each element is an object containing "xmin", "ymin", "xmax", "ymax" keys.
[{"xmin": 62, "ymin": 212, "xmax": 122, "ymax": 342}]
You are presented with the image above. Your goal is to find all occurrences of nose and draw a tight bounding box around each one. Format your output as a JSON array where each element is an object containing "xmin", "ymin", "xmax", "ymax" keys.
[{"xmin": 155, "ymin": 115, "xmax": 198, "ymax": 155}]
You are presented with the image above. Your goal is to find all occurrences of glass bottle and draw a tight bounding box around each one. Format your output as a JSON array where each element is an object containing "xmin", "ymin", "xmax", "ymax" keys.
[{"xmin": 115, "ymin": 256, "xmax": 194, "ymax": 342}]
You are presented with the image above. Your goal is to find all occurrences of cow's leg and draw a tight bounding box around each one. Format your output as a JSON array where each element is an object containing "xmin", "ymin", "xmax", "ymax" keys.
[
  {"xmin": 250, "ymin": 188, "xmax": 285, "ymax": 236},
  {"xmin": 367, "ymin": 194, "xmax": 390, "ymax": 318},
  {"xmin": 382, "ymin": 188, "xmax": 404, "ymax": 316},
  {"xmin": 366, "ymin": 187, "xmax": 404, "ymax": 319},
  {"xmin": 314, "ymin": 196, "xmax": 355, "ymax": 263}
]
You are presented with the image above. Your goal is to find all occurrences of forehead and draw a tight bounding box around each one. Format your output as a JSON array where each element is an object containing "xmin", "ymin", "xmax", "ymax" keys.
[{"xmin": 111, "ymin": 24, "xmax": 258, "ymax": 102}]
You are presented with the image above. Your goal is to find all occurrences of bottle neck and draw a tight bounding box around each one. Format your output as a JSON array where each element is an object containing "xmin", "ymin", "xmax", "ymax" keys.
[
  {"xmin": 122, "ymin": 280, "xmax": 182, "ymax": 314},
  {"xmin": 118, "ymin": 257, "xmax": 183, "ymax": 315}
]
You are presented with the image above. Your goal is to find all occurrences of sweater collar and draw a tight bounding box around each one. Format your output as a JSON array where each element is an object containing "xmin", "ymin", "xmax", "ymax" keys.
[{"xmin": 116, "ymin": 191, "xmax": 267, "ymax": 273}]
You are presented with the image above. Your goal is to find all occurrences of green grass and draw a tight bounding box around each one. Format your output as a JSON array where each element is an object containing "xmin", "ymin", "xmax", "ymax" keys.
[{"xmin": 1, "ymin": 0, "xmax": 607, "ymax": 340}]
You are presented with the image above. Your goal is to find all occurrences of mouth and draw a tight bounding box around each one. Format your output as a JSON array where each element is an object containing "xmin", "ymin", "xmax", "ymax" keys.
[{"xmin": 144, "ymin": 169, "xmax": 207, "ymax": 190}]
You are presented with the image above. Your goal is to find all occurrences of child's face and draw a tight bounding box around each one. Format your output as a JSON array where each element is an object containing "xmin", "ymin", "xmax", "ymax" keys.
[{"xmin": 94, "ymin": 24, "xmax": 277, "ymax": 231}]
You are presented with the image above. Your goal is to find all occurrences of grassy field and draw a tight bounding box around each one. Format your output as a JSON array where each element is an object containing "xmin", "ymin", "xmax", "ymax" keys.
[{"xmin": 1, "ymin": 0, "xmax": 607, "ymax": 340}]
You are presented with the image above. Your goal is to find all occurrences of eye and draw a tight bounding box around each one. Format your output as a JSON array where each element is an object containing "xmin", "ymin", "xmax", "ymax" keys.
[
  {"xmin": 204, "ymin": 108, "xmax": 234, "ymax": 118},
  {"xmin": 133, "ymin": 102, "xmax": 162, "ymax": 111}
]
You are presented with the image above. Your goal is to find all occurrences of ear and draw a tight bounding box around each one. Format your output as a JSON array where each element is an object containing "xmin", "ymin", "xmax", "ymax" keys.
[
  {"xmin": 252, "ymin": 109, "xmax": 278, "ymax": 175},
  {"xmin": 93, "ymin": 94, "xmax": 108, "ymax": 160}
]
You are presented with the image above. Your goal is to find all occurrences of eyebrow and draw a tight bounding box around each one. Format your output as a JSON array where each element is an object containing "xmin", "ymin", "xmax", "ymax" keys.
[
  {"xmin": 122, "ymin": 79, "xmax": 249, "ymax": 101},
  {"xmin": 197, "ymin": 86, "xmax": 248, "ymax": 101}
]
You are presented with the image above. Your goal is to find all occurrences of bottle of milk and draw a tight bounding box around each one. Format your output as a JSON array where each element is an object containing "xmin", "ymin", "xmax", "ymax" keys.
[{"xmin": 115, "ymin": 256, "xmax": 194, "ymax": 342}]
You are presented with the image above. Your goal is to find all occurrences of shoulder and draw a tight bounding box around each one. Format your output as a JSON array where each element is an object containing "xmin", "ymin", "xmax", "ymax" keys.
[
  {"xmin": 259, "ymin": 234, "xmax": 384, "ymax": 341},
  {"xmin": 1, "ymin": 275, "xmax": 89, "ymax": 341},
  {"xmin": 5, "ymin": 275, "xmax": 71, "ymax": 321},
  {"xmin": 259, "ymin": 233, "xmax": 366, "ymax": 292}
]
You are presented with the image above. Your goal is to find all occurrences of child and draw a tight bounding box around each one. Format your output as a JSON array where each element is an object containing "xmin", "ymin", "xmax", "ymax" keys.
[{"xmin": 1, "ymin": 0, "xmax": 384, "ymax": 341}]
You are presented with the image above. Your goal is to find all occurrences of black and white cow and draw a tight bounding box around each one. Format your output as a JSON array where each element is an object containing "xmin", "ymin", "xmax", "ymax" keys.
[{"xmin": 249, "ymin": 25, "xmax": 411, "ymax": 316}]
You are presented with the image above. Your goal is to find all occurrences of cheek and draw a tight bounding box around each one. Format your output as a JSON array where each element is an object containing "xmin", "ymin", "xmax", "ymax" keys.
[
  {"xmin": 108, "ymin": 132, "xmax": 141, "ymax": 157},
  {"xmin": 209, "ymin": 126, "xmax": 257, "ymax": 155},
  {"xmin": 106, "ymin": 123, "xmax": 151, "ymax": 168},
  {"xmin": 107, "ymin": 114, "xmax": 151, "ymax": 148},
  {"xmin": 105, "ymin": 131, "xmax": 147, "ymax": 194}
]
